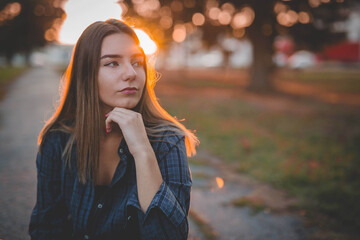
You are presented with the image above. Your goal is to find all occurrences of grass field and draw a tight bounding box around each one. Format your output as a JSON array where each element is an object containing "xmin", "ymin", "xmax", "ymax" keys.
[
  {"xmin": 157, "ymin": 68, "xmax": 360, "ymax": 238},
  {"xmin": 276, "ymin": 70, "xmax": 360, "ymax": 93},
  {"xmin": 0, "ymin": 66, "xmax": 29, "ymax": 100}
]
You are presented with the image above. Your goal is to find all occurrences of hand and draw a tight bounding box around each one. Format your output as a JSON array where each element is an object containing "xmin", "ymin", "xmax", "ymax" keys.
[{"xmin": 105, "ymin": 108, "xmax": 152, "ymax": 158}]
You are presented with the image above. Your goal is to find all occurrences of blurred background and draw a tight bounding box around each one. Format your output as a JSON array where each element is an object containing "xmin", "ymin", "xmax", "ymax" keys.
[{"xmin": 0, "ymin": 0, "xmax": 360, "ymax": 239}]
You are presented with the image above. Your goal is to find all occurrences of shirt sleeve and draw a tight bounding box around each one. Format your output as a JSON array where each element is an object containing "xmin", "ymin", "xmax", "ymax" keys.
[
  {"xmin": 127, "ymin": 134, "xmax": 192, "ymax": 240},
  {"xmin": 29, "ymin": 132, "xmax": 71, "ymax": 239}
]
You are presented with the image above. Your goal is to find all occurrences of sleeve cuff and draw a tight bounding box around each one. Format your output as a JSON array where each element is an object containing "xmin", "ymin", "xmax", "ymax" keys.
[{"xmin": 127, "ymin": 181, "xmax": 188, "ymax": 227}]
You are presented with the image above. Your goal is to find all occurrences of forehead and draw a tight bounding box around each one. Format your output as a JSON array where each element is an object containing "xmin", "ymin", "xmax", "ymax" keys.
[{"xmin": 100, "ymin": 33, "xmax": 142, "ymax": 56}]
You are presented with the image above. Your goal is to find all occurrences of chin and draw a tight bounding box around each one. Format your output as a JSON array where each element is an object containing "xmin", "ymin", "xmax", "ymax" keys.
[{"xmin": 117, "ymin": 102, "xmax": 138, "ymax": 110}]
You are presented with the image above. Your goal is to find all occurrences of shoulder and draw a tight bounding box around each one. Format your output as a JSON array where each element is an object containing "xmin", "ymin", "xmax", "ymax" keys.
[
  {"xmin": 150, "ymin": 129, "xmax": 191, "ymax": 184},
  {"xmin": 149, "ymin": 129, "xmax": 186, "ymax": 162},
  {"xmin": 39, "ymin": 129, "xmax": 71, "ymax": 157}
]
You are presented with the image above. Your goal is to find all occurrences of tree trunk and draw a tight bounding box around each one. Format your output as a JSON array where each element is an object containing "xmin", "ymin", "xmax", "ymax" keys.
[
  {"xmin": 247, "ymin": 31, "xmax": 274, "ymax": 92},
  {"xmin": 5, "ymin": 51, "xmax": 13, "ymax": 67},
  {"xmin": 246, "ymin": 0, "xmax": 276, "ymax": 92}
]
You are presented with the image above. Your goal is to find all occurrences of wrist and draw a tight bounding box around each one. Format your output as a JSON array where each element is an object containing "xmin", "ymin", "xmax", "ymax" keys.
[{"xmin": 132, "ymin": 146, "xmax": 155, "ymax": 160}]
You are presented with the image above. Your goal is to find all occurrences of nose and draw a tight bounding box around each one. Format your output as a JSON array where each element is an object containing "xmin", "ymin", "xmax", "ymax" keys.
[{"xmin": 122, "ymin": 62, "xmax": 137, "ymax": 81}]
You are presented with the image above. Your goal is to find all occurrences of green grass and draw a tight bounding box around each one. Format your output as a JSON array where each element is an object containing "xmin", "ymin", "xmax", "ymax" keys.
[
  {"xmin": 171, "ymin": 78, "xmax": 243, "ymax": 89},
  {"xmin": 158, "ymin": 77, "xmax": 360, "ymax": 236},
  {"xmin": 277, "ymin": 70, "xmax": 360, "ymax": 93},
  {"xmin": 0, "ymin": 66, "xmax": 29, "ymax": 99}
]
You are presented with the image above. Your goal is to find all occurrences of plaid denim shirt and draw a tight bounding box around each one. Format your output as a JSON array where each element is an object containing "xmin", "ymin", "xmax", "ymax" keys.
[{"xmin": 29, "ymin": 130, "xmax": 192, "ymax": 240}]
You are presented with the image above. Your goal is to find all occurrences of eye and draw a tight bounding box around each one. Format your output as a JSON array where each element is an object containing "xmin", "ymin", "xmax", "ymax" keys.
[
  {"xmin": 132, "ymin": 59, "xmax": 144, "ymax": 67},
  {"xmin": 104, "ymin": 61, "xmax": 119, "ymax": 67}
]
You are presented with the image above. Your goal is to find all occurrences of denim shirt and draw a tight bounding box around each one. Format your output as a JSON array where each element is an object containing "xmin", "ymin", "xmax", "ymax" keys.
[{"xmin": 29, "ymin": 129, "xmax": 192, "ymax": 240}]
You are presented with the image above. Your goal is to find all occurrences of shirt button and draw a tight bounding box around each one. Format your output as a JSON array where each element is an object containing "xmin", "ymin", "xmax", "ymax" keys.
[
  {"xmin": 84, "ymin": 235, "xmax": 89, "ymax": 239},
  {"xmin": 119, "ymin": 148, "xmax": 124, "ymax": 154},
  {"xmin": 97, "ymin": 203, "xmax": 103, "ymax": 209}
]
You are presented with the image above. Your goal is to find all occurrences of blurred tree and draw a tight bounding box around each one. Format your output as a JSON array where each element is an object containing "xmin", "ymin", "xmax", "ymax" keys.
[
  {"xmin": 0, "ymin": 0, "xmax": 66, "ymax": 65},
  {"xmin": 120, "ymin": 0, "xmax": 355, "ymax": 91}
]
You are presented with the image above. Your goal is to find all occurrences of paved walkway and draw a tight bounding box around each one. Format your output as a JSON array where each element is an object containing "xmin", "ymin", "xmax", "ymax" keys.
[
  {"xmin": 0, "ymin": 67, "xmax": 60, "ymax": 239},
  {"xmin": 0, "ymin": 67, "xmax": 312, "ymax": 239}
]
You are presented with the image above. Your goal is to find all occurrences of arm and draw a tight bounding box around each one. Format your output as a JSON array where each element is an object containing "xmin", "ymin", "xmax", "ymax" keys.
[
  {"xmin": 128, "ymin": 134, "xmax": 192, "ymax": 240},
  {"xmin": 104, "ymin": 109, "xmax": 192, "ymax": 239},
  {"xmin": 29, "ymin": 132, "xmax": 71, "ymax": 239}
]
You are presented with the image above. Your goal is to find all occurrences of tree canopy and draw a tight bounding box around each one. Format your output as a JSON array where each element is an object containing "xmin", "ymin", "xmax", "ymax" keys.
[
  {"xmin": 0, "ymin": 0, "xmax": 66, "ymax": 64},
  {"xmin": 120, "ymin": 0, "xmax": 357, "ymax": 90}
]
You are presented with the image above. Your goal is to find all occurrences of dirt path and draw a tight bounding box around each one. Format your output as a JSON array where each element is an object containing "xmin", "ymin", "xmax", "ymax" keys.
[{"xmin": 188, "ymin": 150, "xmax": 312, "ymax": 240}]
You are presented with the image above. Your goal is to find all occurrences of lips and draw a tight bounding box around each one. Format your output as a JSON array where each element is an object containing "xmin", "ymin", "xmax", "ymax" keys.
[
  {"xmin": 120, "ymin": 87, "xmax": 137, "ymax": 92},
  {"xmin": 119, "ymin": 87, "xmax": 138, "ymax": 95}
]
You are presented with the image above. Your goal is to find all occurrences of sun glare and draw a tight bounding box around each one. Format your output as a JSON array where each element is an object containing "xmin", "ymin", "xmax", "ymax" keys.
[
  {"xmin": 58, "ymin": 0, "xmax": 157, "ymax": 55},
  {"xmin": 134, "ymin": 29, "xmax": 158, "ymax": 55},
  {"xmin": 59, "ymin": 0, "xmax": 122, "ymax": 45}
]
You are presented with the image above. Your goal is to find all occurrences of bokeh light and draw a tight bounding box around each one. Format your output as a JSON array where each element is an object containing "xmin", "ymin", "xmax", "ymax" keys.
[
  {"xmin": 221, "ymin": 2, "xmax": 235, "ymax": 15},
  {"xmin": 231, "ymin": 6, "xmax": 255, "ymax": 29},
  {"xmin": 172, "ymin": 24, "xmax": 187, "ymax": 43},
  {"xmin": 170, "ymin": 0, "xmax": 183, "ymax": 12},
  {"xmin": 274, "ymin": 2, "xmax": 288, "ymax": 14},
  {"xmin": 309, "ymin": 0, "xmax": 321, "ymax": 8},
  {"xmin": 0, "ymin": 2, "xmax": 22, "ymax": 26},
  {"xmin": 208, "ymin": 7, "xmax": 221, "ymax": 20},
  {"xmin": 192, "ymin": 13, "xmax": 205, "ymax": 26},
  {"xmin": 159, "ymin": 15, "xmax": 173, "ymax": 29},
  {"xmin": 277, "ymin": 10, "xmax": 299, "ymax": 27},
  {"xmin": 218, "ymin": 11, "xmax": 232, "ymax": 25},
  {"xmin": 299, "ymin": 11, "xmax": 311, "ymax": 24}
]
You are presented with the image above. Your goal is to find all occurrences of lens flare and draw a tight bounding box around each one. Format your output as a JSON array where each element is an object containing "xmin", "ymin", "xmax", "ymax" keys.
[{"xmin": 215, "ymin": 177, "xmax": 224, "ymax": 189}]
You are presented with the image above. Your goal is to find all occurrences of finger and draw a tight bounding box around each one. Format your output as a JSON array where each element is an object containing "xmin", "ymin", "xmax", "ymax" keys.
[
  {"xmin": 111, "ymin": 111, "xmax": 141, "ymax": 128},
  {"xmin": 104, "ymin": 111, "xmax": 127, "ymax": 133},
  {"xmin": 113, "ymin": 107, "xmax": 139, "ymax": 116},
  {"xmin": 113, "ymin": 108, "xmax": 142, "ymax": 122}
]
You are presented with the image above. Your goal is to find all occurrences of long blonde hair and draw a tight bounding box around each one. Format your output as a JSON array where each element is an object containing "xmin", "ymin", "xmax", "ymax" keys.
[{"xmin": 38, "ymin": 19, "xmax": 199, "ymax": 184}]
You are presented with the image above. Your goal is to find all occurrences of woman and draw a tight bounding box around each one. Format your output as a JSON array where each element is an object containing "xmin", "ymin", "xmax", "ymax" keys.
[{"xmin": 29, "ymin": 19, "xmax": 198, "ymax": 240}]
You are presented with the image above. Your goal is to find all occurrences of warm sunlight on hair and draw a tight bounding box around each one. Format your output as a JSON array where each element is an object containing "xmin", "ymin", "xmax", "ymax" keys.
[
  {"xmin": 134, "ymin": 29, "xmax": 158, "ymax": 55},
  {"xmin": 59, "ymin": 0, "xmax": 123, "ymax": 44}
]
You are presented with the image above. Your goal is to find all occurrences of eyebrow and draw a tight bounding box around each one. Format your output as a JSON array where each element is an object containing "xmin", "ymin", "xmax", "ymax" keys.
[{"xmin": 100, "ymin": 53, "xmax": 144, "ymax": 59}]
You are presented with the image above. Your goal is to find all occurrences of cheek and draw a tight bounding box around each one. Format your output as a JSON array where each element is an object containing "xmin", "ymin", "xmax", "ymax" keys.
[
  {"xmin": 98, "ymin": 75, "xmax": 113, "ymax": 101},
  {"xmin": 138, "ymin": 70, "xmax": 146, "ymax": 89}
]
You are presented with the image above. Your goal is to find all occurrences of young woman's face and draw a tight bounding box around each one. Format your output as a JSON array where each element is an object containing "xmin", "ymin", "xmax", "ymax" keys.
[{"xmin": 98, "ymin": 33, "xmax": 146, "ymax": 113}]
